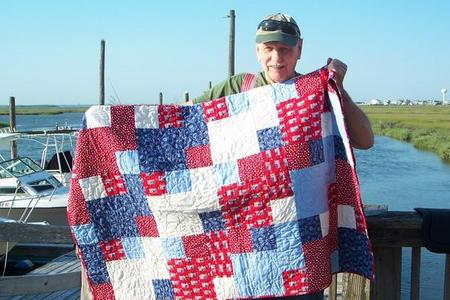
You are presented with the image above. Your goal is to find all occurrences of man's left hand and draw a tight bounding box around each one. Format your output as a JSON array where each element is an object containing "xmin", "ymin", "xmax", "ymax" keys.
[{"xmin": 327, "ymin": 58, "xmax": 347, "ymax": 91}]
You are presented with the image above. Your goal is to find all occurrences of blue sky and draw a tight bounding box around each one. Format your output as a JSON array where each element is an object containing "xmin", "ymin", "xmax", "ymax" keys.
[{"xmin": 1, "ymin": 1, "xmax": 449, "ymax": 105}]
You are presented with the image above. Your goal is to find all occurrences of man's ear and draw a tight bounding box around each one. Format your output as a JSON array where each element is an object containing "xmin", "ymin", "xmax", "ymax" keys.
[
  {"xmin": 297, "ymin": 38, "xmax": 303, "ymax": 60},
  {"xmin": 255, "ymin": 44, "xmax": 262, "ymax": 62}
]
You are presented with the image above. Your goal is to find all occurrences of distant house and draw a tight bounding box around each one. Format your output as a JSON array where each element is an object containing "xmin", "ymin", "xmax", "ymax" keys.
[{"xmin": 368, "ymin": 99, "xmax": 383, "ymax": 105}]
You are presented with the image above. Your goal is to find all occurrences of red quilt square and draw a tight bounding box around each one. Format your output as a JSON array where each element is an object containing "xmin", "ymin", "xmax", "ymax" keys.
[
  {"xmin": 141, "ymin": 172, "xmax": 167, "ymax": 196},
  {"xmin": 90, "ymin": 282, "xmax": 116, "ymax": 300},
  {"xmin": 158, "ymin": 105, "xmax": 183, "ymax": 128},
  {"xmin": 294, "ymin": 68, "xmax": 327, "ymax": 97},
  {"xmin": 226, "ymin": 227, "xmax": 253, "ymax": 254},
  {"xmin": 262, "ymin": 148, "xmax": 294, "ymax": 199},
  {"xmin": 67, "ymin": 179, "xmax": 90, "ymax": 225},
  {"xmin": 208, "ymin": 231, "xmax": 233, "ymax": 277},
  {"xmin": 237, "ymin": 153, "xmax": 265, "ymax": 182},
  {"xmin": 99, "ymin": 239, "xmax": 126, "ymax": 261},
  {"xmin": 282, "ymin": 268, "xmax": 309, "ymax": 296},
  {"xmin": 101, "ymin": 173, "xmax": 127, "ymax": 197},
  {"xmin": 168, "ymin": 257, "xmax": 216, "ymax": 299},
  {"xmin": 202, "ymin": 97, "xmax": 229, "ymax": 122},
  {"xmin": 136, "ymin": 216, "xmax": 159, "ymax": 237},
  {"xmin": 284, "ymin": 141, "xmax": 311, "ymax": 170},
  {"xmin": 302, "ymin": 237, "xmax": 332, "ymax": 293},
  {"xmin": 186, "ymin": 145, "xmax": 213, "ymax": 169},
  {"xmin": 335, "ymin": 159, "xmax": 360, "ymax": 206},
  {"xmin": 182, "ymin": 234, "xmax": 210, "ymax": 258},
  {"xmin": 111, "ymin": 105, "xmax": 137, "ymax": 150}
]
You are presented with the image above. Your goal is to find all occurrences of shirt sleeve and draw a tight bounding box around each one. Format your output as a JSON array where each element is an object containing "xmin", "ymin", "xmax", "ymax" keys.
[{"xmin": 193, "ymin": 74, "xmax": 246, "ymax": 104}]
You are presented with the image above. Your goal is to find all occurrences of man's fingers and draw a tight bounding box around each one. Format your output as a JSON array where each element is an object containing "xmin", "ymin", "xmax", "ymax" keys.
[{"xmin": 327, "ymin": 57, "xmax": 332, "ymax": 65}]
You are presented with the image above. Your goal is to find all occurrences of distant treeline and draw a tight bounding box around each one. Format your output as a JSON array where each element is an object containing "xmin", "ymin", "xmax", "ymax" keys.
[{"xmin": 0, "ymin": 105, "xmax": 90, "ymax": 115}]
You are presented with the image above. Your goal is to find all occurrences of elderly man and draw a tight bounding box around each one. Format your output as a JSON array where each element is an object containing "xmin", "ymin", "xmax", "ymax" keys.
[{"xmin": 194, "ymin": 13, "xmax": 373, "ymax": 150}]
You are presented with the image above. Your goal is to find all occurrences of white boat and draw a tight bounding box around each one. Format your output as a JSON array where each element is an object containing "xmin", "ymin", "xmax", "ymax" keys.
[{"xmin": 0, "ymin": 157, "xmax": 69, "ymax": 225}]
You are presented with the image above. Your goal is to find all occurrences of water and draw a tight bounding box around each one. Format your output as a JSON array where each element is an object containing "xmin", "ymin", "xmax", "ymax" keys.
[{"xmin": 1, "ymin": 113, "xmax": 449, "ymax": 298}]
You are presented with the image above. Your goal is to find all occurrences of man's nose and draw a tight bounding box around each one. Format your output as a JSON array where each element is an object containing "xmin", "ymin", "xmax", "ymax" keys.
[{"xmin": 271, "ymin": 50, "xmax": 282, "ymax": 62}]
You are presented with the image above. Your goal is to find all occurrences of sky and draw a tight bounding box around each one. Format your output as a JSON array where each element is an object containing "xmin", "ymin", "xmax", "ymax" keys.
[{"xmin": 1, "ymin": 0, "xmax": 449, "ymax": 105}]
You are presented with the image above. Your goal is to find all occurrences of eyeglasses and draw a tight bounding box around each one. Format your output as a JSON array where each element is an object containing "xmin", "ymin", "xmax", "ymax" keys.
[{"xmin": 257, "ymin": 19, "xmax": 300, "ymax": 36}]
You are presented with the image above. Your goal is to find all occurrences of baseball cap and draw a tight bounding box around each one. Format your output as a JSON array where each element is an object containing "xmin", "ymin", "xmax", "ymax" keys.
[{"xmin": 255, "ymin": 13, "xmax": 301, "ymax": 47}]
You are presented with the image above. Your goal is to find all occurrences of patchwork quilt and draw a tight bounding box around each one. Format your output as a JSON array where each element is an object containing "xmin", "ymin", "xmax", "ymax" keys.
[{"xmin": 68, "ymin": 67, "xmax": 374, "ymax": 300}]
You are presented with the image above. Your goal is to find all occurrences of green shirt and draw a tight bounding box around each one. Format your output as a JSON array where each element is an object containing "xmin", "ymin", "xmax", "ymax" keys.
[{"xmin": 193, "ymin": 72, "xmax": 271, "ymax": 104}]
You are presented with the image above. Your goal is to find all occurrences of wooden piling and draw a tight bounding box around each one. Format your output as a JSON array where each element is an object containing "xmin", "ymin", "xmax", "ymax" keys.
[
  {"xmin": 184, "ymin": 91, "xmax": 189, "ymax": 103},
  {"xmin": 228, "ymin": 9, "xmax": 235, "ymax": 77},
  {"xmin": 99, "ymin": 39, "xmax": 105, "ymax": 105},
  {"xmin": 9, "ymin": 96, "xmax": 17, "ymax": 159},
  {"xmin": 159, "ymin": 92, "xmax": 163, "ymax": 105}
]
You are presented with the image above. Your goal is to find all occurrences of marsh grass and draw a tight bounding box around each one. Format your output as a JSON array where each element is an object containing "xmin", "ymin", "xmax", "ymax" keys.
[
  {"xmin": 0, "ymin": 105, "xmax": 89, "ymax": 116},
  {"xmin": 361, "ymin": 105, "xmax": 450, "ymax": 162}
]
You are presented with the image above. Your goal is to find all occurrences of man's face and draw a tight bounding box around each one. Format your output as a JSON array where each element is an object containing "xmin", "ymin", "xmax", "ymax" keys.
[{"xmin": 256, "ymin": 41, "xmax": 302, "ymax": 83}]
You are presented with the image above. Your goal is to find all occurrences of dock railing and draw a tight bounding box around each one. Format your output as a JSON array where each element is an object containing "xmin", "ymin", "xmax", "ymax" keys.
[{"xmin": 1, "ymin": 211, "xmax": 450, "ymax": 299}]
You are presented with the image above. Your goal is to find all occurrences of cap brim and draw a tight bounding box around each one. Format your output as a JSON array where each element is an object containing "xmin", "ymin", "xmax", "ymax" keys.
[{"xmin": 255, "ymin": 31, "xmax": 298, "ymax": 47}]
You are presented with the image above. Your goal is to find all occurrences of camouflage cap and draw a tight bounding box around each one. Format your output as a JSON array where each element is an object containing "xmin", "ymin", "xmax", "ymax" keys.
[{"xmin": 255, "ymin": 13, "xmax": 301, "ymax": 47}]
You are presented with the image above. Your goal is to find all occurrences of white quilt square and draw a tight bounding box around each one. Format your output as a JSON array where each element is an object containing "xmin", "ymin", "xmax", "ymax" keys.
[
  {"xmin": 247, "ymin": 86, "xmax": 280, "ymax": 131},
  {"xmin": 207, "ymin": 111, "xmax": 260, "ymax": 164},
  {"xmin": 106, "ymin": 259, "xmax": 155, "ymax": 299},
  {"xmin": 78, "ymin": 176, "xmax": 107, "ymax": 201},
  {"xmin": 320, "ymin": 210, "xmax": 330, "ymax": 236},
  {"xmin": 151, "ymin": 209, "xmax": 204, "ymax": 237},
  {"xmin": 213, "ymin": 277, "xmax": 239, "ymax": 300},
  {"xmin": 134, "ymin": 105, "xmax": 159, "ymax": 129},
  {"xmin": 140, "ymin": 237, "xmax": 170, "ymax": 278},
  {"xmin": 270, "ymin": 196, "xmax": 298, "ymax": 224},
  {"xmin": 337, "ymin": 205, "xmax": 356, "ymax": 229},
  {"xmin": 85, "ymin": 106, "xmax": 111, "ymax": 129}
]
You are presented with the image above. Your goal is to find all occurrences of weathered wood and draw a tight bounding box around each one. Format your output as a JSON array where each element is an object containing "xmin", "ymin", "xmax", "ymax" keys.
[
  {"xmin": 184, "ymin": 91, "xmax": 189, "ymax": 103},
  {"xmin": 9, "ymin": 96, "xmax": 17, "ymax": 159},
  {"xmin": 0, "ymin": 223, "xmax": 72, "ymax": 244},
  {"xmin": 370, "ymin": 246, "xmax": 401, "ymax": 300},
  {"xmin": 0, "ymin": 271, "xmax": 80, "ymax": 296},
  {"xmin": 328, "ymin": 274, "xmax": 337, "ymax": 300},
  {"xmin": 99, "ymin": 39, "xmax": 105, "ymax": 105},
  {"xmin": 159, "ymin": 92, "xmax": 163, "ymax": 105},
  {"xmin": 366, "ymin": 211, "xmax": 423, "ymax": 247},
  {"xmin": 410, "ymin": 247, "xmax": 421, "ymax": 300},
  {"xmin": 343, "ymin": 273, "xmax": 368, "ymax": 300},
  {"xmin": 445, "ymin": 253, "xmax": 450, "ymax": 300},
  {"xmin": 228, "ymin": 9, "xmax": 235, "ymax": 77}
]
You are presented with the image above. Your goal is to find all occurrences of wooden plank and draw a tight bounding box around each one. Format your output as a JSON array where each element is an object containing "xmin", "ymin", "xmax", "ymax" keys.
[
  {"xmin": 328, "ymin": 274, "xmax": 337, "ymax": 300},
  {"xmin": 0, "ymin": 223, "xmax": 72, "ymax": 244},
  {"xmin": 343, "ymin": 273, "xmax": 368, "ymax": 299},
  {"xmin": 410, "ymin": 247, "xmax": 421, "ymax": 300},
  {"xmin": 370, "ymin": 246, "xmax": 402, "ymax": 300},
  {"xmin": 0, "ymin": 272, "xmax": 80, "ymax": 296},
  {"xmin": 445, "ymin": 254, "xmax": 450, "ymax": 300}
]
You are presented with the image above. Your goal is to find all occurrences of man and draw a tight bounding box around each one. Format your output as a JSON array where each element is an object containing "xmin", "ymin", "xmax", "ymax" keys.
[{"xmin": 195, "ymin": 13, "xmax": 374, "ymax": 150}]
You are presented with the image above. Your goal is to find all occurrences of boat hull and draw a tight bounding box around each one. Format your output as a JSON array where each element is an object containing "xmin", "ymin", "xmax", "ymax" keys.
[{"xmin": 0, "ymin": 207, "xmax": 68, "ymax": 226}]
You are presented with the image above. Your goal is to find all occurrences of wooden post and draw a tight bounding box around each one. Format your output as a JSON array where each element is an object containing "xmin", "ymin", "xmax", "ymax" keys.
[
  {"xmin": 159, "ymin": 92, "xmax": 163, "ymax": 105},
  {"xmin": 99, "ymin": 39, "xmax": 105, "ymax": 105},
  {"xmin": 370, "ymin": 246, "xmax": 402, "ymax": 300},
  {"xmin": 9, "ymin": 97, "xmax": 17, "ymax": 159},
  {"xmin": 228, "ymin": 9, "xmax": 235, "ymax": 77},
  {"xmin": 184, "ymin": 92, "xmax": 189, "ymax": 103},
  {"xmin": 410, "ymin": 247, "xmax": 421, "ymax": 300},
  {"xmin": 209, "ymin": 81, "xmax": 212, "ymax": 89}
]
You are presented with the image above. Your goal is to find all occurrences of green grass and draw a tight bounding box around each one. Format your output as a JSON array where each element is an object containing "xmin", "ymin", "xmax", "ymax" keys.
[
  {"xmin": 361, "ymin": 105, "xmax": 450, "ymax": 162},
  {"xmin": 0, "ymin": 105, "xmax": 90, "ymax": 116}
]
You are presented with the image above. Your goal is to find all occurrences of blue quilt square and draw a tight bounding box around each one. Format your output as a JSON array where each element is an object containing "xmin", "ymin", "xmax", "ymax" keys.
[
  {"xmin": 153, "ymin": 279, "xmax": 175, "ymax": 300},
  {"xmin": 273, "ymin": 222, "xmax": 305, "ymax": 270},
  {"xmin": 199, "ymin": 210, "xmax": 226, "ymax": 232},
  {"xmin": 251, "ymin": 226, "xmax": 276, "ymax": 251},
  {"xmin": 298, "ymin": 215, "xmax": 322, "ymax": 242},
  {"xmin": 121, "ymin": 237, "xmax": 145, "ymax": 259},
  {"xmin": 115, "ymin": 150, "xmax": 140, "ymax": 174},
  {"xmin": 214, "ymin": 161, "xmax": 239, "ymax": 186},
  {"xmin": 322, "ymin": 135, "xmax": 336, "ymax": 165},
  {"xmin": 231, "ymin": 251, "xmax": 284, "ymax": 298},
  {"xmin": 72, "ymin": 224, "xmax": 98, "ymax": 245},
  {"xmin": 226, "ymin": 92, "xmax": 250, "ymax": 115},
  {"xmin": 271, "ymin": 80, "xmax": 298, "ymax": 105},
  {"xmin": 79, "ymin": 244, "xmax": 110, "ymax": 284},
  {"xmin": 257, "ymin": 127, "xmax": 284, "ymax": 151},
  {"xmin": 122, "ymin": 174, "xmax": 152, "ymax": 216},
  {"xmin": 331, "ymin": 250, "xmax": 340, "ymax": 273},
  {"xmin": 181, "ymin": 106, "xmax": 209, "ymax": 147},
  {"xmin": 290, "ymin": 166, "xmax": 330, "ymax": 219},
  {"xmin": 136, "ymin": 128, "xmax": 188, "ymax": 172},
  {"xmin": 165, "ymin": 169, "xmax": 192, "ymax": 194},
  {"xmin": 87, "ymin": 195, "xmax": 139, "ymax": 241},
  {"xmin": 161, "ymin": 237, "xmax": 186, "ymax": 259},
  {"xmin": 334, "ymin": 136, "xmax": 347, "ymax": 161},
  {"xmin": 309, "ymin": 139, "xmax": 324, "ymax": 165},
  {"xmin": 338, "ymin": 228, "xmax": 373, "ymax": 278}
]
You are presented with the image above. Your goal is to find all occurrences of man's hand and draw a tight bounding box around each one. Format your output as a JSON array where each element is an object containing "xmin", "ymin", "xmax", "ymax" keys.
[{"xmin": 327, "ymin": 58, "xmax": 347, "ymax": 91}]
